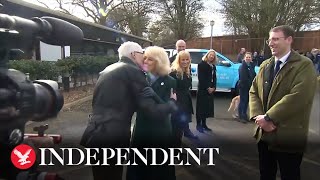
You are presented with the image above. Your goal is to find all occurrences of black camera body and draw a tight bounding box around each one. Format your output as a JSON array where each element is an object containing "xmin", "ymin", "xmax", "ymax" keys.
[{"xmin": 0, "ymin": 4, "xmax": 84, "ymax": 179}]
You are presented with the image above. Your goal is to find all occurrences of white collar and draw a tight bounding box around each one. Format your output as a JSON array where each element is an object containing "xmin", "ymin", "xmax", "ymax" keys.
[{"xmin": 275, "ymin": 51, "xmax": 291, "ymax": 63}]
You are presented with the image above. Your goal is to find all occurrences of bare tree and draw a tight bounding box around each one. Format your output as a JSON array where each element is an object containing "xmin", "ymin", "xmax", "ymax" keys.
[
  {"xmin": 218, "ymin": 0, "xmax": 320, "ymax": 37},
  {"xmin": 106, "ymin": 0, "xmax": 154, "ymax": 36},
  {"xmin": 148, "ymin": 20, "xmax": 176, "ymax": 46},
  {"xmin": 148, "ymin": 0, "xmax": 205, "ymax": 43},
  {"xmin": 35, "ymin": 0, "xmax": 153, "ymax": 36},
  {"xmin": 218, "ymin": 0, "xmax": 320, "ymax": 53},
  {"xmin": 37, "ymin": 0, "xmax": 74, "ymax": 15}
]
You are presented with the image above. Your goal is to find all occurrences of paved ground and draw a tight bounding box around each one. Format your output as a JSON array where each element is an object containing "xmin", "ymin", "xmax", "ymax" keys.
[{"xmin": 25, "ymin": 90, "xmax": 320, "ymax": 180}]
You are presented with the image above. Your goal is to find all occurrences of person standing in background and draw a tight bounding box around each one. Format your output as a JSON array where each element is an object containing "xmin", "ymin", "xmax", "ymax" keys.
[
  {"xmin": 196, "ymin": 49, "xmax": 217, "ymax": 133},
  {"xmin": 170, "ymin": 50, "xmax": 198, "ymax": 146},
  {"xmin": 315, "ymin": 50, "xmax": 320, "ymax": 74},
  {"xmin": 252, "ymin": 51, "xmax": 259, "ymax": 66},
  {"xmin": 169, "ymin": 39, "xmax": 187, "ymax": 63},
  {"xmin": 237, "ymin": 48, "xmax": 246, "ymax": 63},
  {"xmin": 238, "ymin": 52, "xmax": 256, "ymax": 123},
  {"xmin": 257, "ymin": 50, "xmax": 266, "ymax": 66}
]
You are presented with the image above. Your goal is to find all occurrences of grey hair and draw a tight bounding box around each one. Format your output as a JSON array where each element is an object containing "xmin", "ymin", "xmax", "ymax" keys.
[{"xmin": 118, "ymin": 41, "xmax": 143, "ymax": 59}]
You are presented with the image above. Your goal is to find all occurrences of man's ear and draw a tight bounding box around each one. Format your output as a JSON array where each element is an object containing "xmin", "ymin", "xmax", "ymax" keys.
[{"xmin": 287, "ymin": 36, "xmax": 293, "ymax": 44}]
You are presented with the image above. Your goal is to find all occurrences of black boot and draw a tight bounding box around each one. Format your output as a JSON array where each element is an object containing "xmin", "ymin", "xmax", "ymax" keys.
[
  {"xmin": 196, "ymin": 125, "xmax": 204, "ymax": 133},
  {"xmin": 202, "ymin": 119, "xmax": 212, "ymax": 131},
  {"xmin": 196, "ymin": 117, "xmax": 204, "ymax": 133},
  {"xmin": 184, "ymin": 128, "xmax": 198, "ymax": 139}
]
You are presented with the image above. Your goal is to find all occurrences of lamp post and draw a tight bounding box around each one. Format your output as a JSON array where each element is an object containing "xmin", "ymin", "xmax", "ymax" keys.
[{"xmin": 210, "ymin": 20, "xmax": 215, "ymax": 49}]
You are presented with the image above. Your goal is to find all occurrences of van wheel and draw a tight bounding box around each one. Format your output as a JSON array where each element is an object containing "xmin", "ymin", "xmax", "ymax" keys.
[{"xmin": 231, "ymin": 82, "xmax": 239, "ymax": 97}]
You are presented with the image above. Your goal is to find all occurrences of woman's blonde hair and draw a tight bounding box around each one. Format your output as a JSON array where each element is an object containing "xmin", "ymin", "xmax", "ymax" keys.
[
  {"xmin": 171, "ymin": 50, "xmax": 191, "ymax": 78},
  {"xmin": 202, "ymin": 49, "xmax": 218, "ymax": 65},
  {"xmin": 144, "ymin": 46, "xmax": 171, "ymax": 76}
]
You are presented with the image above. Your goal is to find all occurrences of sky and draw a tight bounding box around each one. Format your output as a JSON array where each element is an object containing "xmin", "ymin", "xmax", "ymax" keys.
[
  {"xmin": 25, "ymin": 0, "xmax": 226, "ymax": 37},
  {"xmin": 200, "ymin": 1, "xmax": 227, "ymax": 37}
]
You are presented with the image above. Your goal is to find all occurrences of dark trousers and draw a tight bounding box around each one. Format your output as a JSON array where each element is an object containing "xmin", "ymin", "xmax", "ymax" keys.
[
  {"xmin": 126, "ymin": 163, "xmax": 176, "ymax": 180},
  {"xmin": 258, "ymin": 141, "xmax": 303, "ymax": 180},
  {"xmin": 238, "ymin": 88, "xmax": 249, "ymax": 119},
  {"xmin": 0, "ymin": 144, "xmax": 21, "ymax": 180},
  {"xmin": 171, "ymin": 113, "xmax": 192, "ymax": 147},
  {"xmin": 92, "ymin": 166, "xmax": 123, "ymax": 180},
  {"xmin": 196, "ymin": 115, "xmax": 208, "ymax": 127},
  {"xmin": 91, "ymin": 151, "xmax": 124, "ymax": 180}
]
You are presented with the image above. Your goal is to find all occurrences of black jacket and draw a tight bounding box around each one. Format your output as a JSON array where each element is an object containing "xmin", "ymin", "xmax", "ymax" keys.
[
  {"xmin": 197, "ymin": 61, "xmax": 217, "ymax": 92},
  {"xmin": 80, "ymin": 57, "xmax": 176, "ymax": 148},
  {"xmin": 169, "ymin": 54, "xmax": 177, "ymax": 63},
  {"xmin": 170, "ymin": 71, "xmax": 194, "ymax": 115},
  {"xmin": 238, "ymin": 61, "xmax": 256, "ymax": 90},
  {"xmin": 196, "ymin": 61, "xmax": 216, "ymax": 118}
]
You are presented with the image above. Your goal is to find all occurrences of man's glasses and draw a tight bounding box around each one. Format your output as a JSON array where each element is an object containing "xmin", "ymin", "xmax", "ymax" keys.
[
  {"xmin": 266, "ymin": 37, "xmax": 287, "ymax": 44},
  {"xmin": 134, "ymin": 51, "xmax": 144, "ymax": 55}
]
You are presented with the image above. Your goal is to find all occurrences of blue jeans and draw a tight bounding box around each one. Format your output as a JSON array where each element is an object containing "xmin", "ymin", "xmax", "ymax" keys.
[{"xmin": 238, "ymin": 88, "xmax": 249, "ymax": 119}]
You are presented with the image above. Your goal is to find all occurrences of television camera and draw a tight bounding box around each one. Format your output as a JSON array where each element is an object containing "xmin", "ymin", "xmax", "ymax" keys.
[{"xmin": 0, "ymin": 3, "xmax": 84, "ymax": 179}]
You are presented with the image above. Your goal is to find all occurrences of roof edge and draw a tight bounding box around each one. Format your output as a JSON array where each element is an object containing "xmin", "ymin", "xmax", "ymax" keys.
[{"xmin": 7, "ymin": 0, "xmax": 152, "ymax": 42}]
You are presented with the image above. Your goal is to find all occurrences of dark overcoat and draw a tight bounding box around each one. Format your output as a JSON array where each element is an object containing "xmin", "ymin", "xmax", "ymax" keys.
[
  {"xmin": 128, "ymin": 75, "xmax": 176, "ymax": 180},
  {"xmin": 131, "ymin": 75, "xmax": 176, "ymax": 147},
  {"xmin": 196, "ymin": 61, "xmax": 217, "ymax": 118},
  {"xmin": 170, "ymin": 71, "xmax": 194, "ymax": 124}
]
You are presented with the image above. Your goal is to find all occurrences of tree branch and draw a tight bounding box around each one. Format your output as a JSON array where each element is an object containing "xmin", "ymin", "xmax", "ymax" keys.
[
  {"xmin": 72, "ymin": 0, "xmax": 99, "ymax": 22},
  {"xmin": 36, "ymin": 0, "xmax": 50, "ymax": 9}
]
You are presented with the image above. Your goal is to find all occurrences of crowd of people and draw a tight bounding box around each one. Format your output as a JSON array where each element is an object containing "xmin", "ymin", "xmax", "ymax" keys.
[
  {"xmin": 80, "ymin": 25, "xmax": 318, "ymax": 180},
  {"xmin": 237, "ymin": 46, "xmax": 320, "ymax": 76},
  {"xmin": 303, "ymin": 48, "xmax": 320, "ymax": 74},
  {"xmin": 237, "ymin": 48, "xmax": 266, "ymax": 66}
]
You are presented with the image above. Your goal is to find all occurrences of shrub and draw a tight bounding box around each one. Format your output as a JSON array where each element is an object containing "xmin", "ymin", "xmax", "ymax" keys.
[
  {"xmin": 8, "ymin": 60, "xmax": 59, "ymax": 81},
  {"xmin": 8, "ymin": 55, "xmax": 118, "ymax": 82}
]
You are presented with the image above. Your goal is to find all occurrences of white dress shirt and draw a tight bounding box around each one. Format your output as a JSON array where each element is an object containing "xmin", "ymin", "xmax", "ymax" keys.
[{"xmin": 274, "ymin": 50, "xmax": 291, "ymax": 70}]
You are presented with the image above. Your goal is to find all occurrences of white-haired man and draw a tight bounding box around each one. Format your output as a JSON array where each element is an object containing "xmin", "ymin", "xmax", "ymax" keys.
[
  {"xmin": 80, "ymin": 41, "xmax": 177, "ymax": 180},
  {"xmin": 169, "ymin": 39, "xmax": 186, "ymax": 63}
]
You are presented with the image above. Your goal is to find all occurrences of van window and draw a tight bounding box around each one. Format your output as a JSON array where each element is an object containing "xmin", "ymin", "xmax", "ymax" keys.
[
  {"xmin": 217, "ymin": 56, "xmax": 225, "ymax": 66},
  {"xmin": 190, "ymin": 52, "xmax": 207, "ymax": 64},
  {"xmin": 165, "ymin": 51, "xmax": 171, "ymax": 57}
]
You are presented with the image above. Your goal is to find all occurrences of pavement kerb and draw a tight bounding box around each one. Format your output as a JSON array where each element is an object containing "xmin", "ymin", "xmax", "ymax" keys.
[{"xmin": 62, "ymin": 95, "xmax": 93, "ymax": 110}]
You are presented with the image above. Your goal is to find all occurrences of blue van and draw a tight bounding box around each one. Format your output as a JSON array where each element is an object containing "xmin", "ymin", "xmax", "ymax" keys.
[{"xmin": 185, "ymin": 49, "xmax": 259, "ymax": 94}]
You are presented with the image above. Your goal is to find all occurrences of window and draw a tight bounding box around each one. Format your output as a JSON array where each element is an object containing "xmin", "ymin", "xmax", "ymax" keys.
[
  {"xmin": 217, "ymin": 56, "xmax": 225, "ymax": 66},
  {"xmin": 165, "ymin": 51, "xmax": 170, "ymax": 57},
  {"xmin": 190, "ymin": 52, "xmax": 207, "ymax": 64}
]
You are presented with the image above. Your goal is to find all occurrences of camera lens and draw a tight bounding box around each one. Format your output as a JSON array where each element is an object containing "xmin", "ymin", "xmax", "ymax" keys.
[{"xmin": 32, "ymin": 80, "xmax": 64, "ymax": 121}]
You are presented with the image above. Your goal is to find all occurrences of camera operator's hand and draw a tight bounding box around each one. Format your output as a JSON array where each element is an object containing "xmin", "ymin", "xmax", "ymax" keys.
[{"xmin": 0, "ymin": 107, "xmax": 19, "ymax": 120}]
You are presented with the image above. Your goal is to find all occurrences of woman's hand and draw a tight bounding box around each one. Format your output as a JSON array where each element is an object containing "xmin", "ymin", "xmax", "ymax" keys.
[
  {"xmin": 208, "ymin": 87, "xmax": 215, "ymax": 94},
  {"xmin": 170, "ymin": 88, "xmax": 177, "ymax": 100}
]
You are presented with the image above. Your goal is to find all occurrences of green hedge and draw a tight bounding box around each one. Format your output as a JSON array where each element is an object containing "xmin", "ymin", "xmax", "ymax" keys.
[
  {"xmin": 8, "ymin": 60, "xmax": 60, "ymax": 81},
  {"xmin": 8, "ymin": 55, "xmax": 118, "ymax": 81}
]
